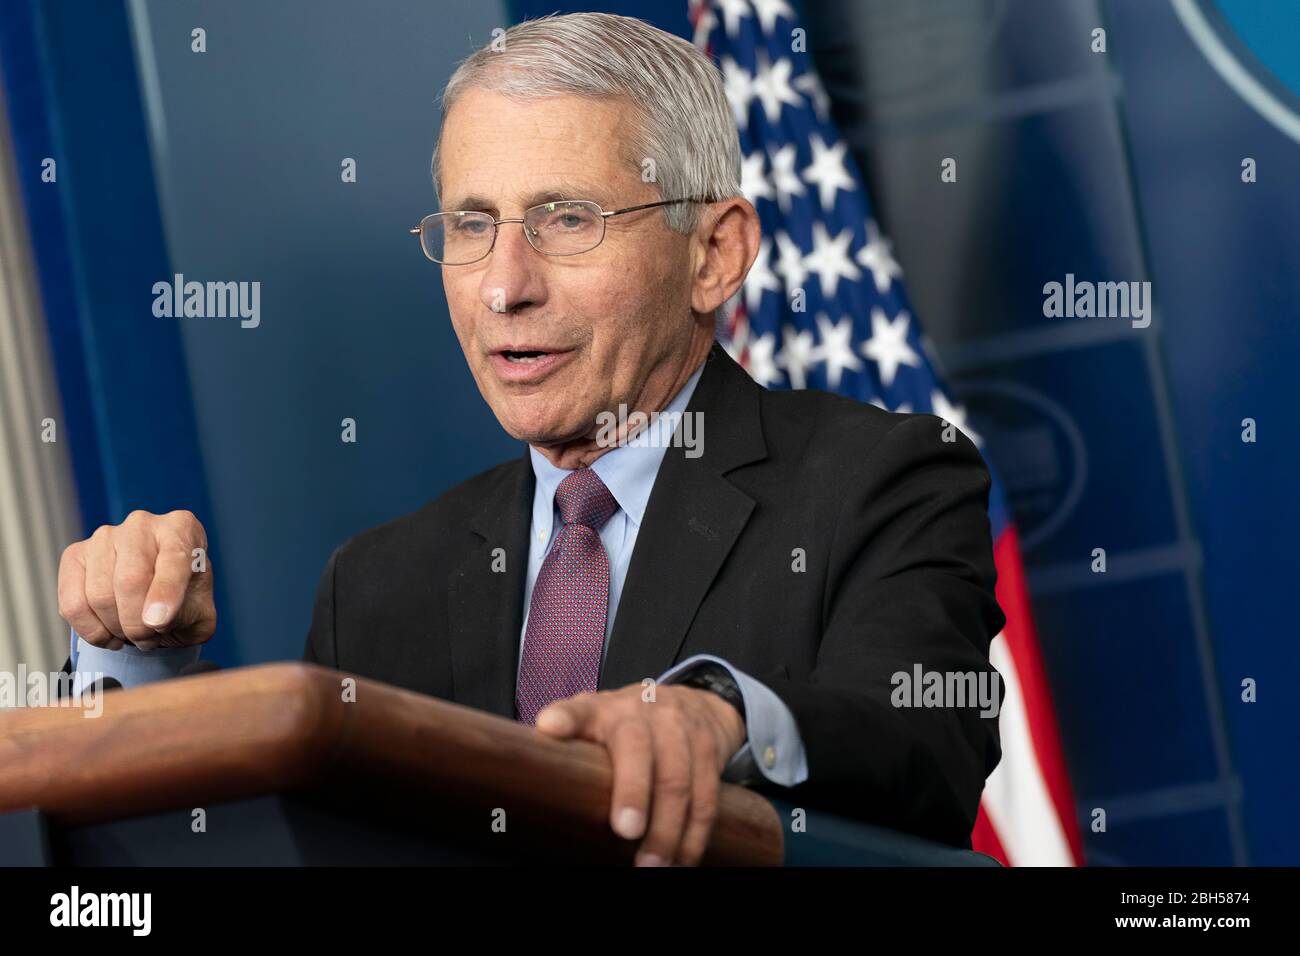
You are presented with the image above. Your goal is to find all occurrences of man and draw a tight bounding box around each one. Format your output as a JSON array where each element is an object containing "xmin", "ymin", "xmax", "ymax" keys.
[{"xmin": 57, "ymin": 12, "xmax": 1004, "ymax": 866}]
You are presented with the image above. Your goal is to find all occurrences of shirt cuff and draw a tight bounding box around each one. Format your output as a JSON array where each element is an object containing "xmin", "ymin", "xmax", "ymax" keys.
[
  {"xmin": 69, "ymin": 626, "xmax": 201, "ymax": 694},
  {"xmin": 656, "ymin": 653, "xmax": 809, "ymax": 788}
]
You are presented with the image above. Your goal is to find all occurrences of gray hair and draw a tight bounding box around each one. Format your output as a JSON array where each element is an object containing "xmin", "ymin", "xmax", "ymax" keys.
[{"xmin": 431, "ymin": 12, "xmax": 742, "ymax": 234}]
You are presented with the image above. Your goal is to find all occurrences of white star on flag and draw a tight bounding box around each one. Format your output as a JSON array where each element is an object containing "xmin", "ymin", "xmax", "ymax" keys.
[
  {"xmin": 752, "ymin": 51, "xmax": 801, "ymax": 122},
  {"xmin": 740, "ymin": 150, "xmax": 773, "ymax": 205},
  {"xmin": 767, "ymin": 144, "xmax": 806, "ymax": 212},
  {"xmin": 773, "ymin": 229, "xmax": 808, "ymax": 292},
  {"xmin": 793, "ymin": 70, "xmax": 831, "ymax": 122},
  {"xmin": 802, "ymin": 221, "xmax": 861, "ymax": 299},
  {"xmin": 860, "ymin": 306, "xmax": 921, "ymax": 388},
  {"xmin": 856, "ymin": 219, "xmax": 904, "ymax": 294},
  {"xmin": 751, "ymin": 0, "xmax": 796, "ymax": 34},
  {"xmin": 812, "ymin": 313, "xmax": 863, "ymax": 388},
  {"xmin": 712, "ymin": 0, "xmax": 752, "ymax": 38},
  {"xmin": 745, "ymin": 330, "xmax": 782, "ymax": 387},
  {"xmin": 775, "ymin": 324, "xmax": 818, "ymax": 389},
  {"xmin": 721, "ymin": 56, "xmax": 754, "ymax": 130},
  {"xmin": 804, "ymin": 134, "xmax": 855, "ymax": 211}
]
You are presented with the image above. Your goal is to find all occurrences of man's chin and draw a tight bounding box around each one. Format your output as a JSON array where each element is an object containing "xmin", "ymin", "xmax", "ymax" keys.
[{"xmin": 494, "ymin": 410, "xmax": 594, "ymax": 448}]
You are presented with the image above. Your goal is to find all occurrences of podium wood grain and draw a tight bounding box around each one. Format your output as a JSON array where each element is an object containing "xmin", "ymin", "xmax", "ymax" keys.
[{"xmin": 0, "ymin": 663, "xmax": 783, "ymax": 865}]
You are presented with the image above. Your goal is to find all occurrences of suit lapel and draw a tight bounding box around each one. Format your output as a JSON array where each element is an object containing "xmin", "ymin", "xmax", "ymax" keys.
[
  {"xmin": 446, "ymin": 450, "xmax": 533, "ymax": 718},
  {"xmin": 599, "ymin": 342, "xmax": 767, "ymax": 689}
]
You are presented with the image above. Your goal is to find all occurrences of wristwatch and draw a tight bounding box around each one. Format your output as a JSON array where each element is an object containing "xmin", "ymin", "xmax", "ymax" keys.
[{"xmin": 677, "ymin": 662, "xmax": 746, "ymax": 720}]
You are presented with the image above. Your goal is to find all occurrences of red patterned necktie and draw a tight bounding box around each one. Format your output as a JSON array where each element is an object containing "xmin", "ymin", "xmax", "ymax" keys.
[{"xmin": 515, "ymin": 467, "xmax": 620, "ymax": 726}]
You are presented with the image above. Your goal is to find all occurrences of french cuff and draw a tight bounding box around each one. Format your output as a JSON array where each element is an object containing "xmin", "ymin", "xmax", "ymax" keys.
[
  {"xmin": 69, "ymin": 626, "xmax": 202, "ymax": 694},
  {"xmin": 656, "ymin": 653, "xmax": 809, "ymax": 788}
]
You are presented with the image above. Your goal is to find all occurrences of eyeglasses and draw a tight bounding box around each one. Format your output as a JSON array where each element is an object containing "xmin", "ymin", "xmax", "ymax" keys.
[{"xmin": 409, "ymin": 197, "xmax": 713, "ymax": 265}]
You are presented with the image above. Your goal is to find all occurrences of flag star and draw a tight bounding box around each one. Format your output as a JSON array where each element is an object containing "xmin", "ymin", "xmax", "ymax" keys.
[
  {"xmin": 721, "ymin": 56, "xmax": 754, "ymax": 131},
  {"xmin": 744, "ymin": 237, "xmax": 781, "ymax": 312},
  {"xmin": 930, "ymin": 390, "xmax": 982, "ymax": 446},
  {"xmin": 751, "ymin": 0, "xmax": 796, "ymax": 33},
  {"xmin": 713, "ymin": 0, "xmax": 752, "ymax": 37},
  {"xmin": 793, "ymin": 70, "xmax": 831, "ymax": 122},
  {"xmin": 753, "ymin": 52, "xmax": 802, "ymax": 123},
  {"xmin": 813, "ymin": 313, "xmax": 863, "ymax": 388},
  {"xmin": 803, "ymin": 134, "xmax": 855, "ymax": 211},
  {"xmin": 856, "ymin": 219, "xmax": 903, "ymax": 295},
  {"xmin": 746, "ymin": 330, "xmax": 783, "ymax": 387},
  {"xmin": 740, "ymin": 150, "xmax": 773, "ymax": 205},
  {"xmin": 775, "ymin": 324, "xmax": 819, "ymax": 390},
  {"xmin": 768, "ymin": 144, "xmax": 806, "ymax": 213},
  {"xmin": 860, "ymin": 306, "xmax": 921, "ymax": 388},
  {"xmin": 802, "ymin": 221, "xmax": 861, "ymax": 299},
  {"xmin": 773, "ymin": 229, "xmax": 808, "ymax": 294}
]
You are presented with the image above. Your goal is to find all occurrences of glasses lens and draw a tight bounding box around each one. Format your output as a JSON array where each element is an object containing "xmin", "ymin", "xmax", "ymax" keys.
[
  {"xmin": 524, "ymin": 201, "xmax": 604, "ymax": 256},
  {"xmin": 423, "ymin": 212, "xmax": 494, "ymax": 264}
]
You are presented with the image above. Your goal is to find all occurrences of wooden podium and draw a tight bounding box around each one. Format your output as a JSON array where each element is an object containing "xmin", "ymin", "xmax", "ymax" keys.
[
  {"xmin": 0, "ymin": 663, "xmax": 1001, "ymax": 866},
  {"xmin": 0, "ymin": 663, "xmax": 783, "ymax": 865}
]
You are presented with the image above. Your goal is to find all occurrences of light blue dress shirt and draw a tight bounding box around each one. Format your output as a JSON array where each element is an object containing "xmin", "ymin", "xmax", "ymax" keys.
[{"xmin": 73, "ymin": 362, "xmax": 808, "ymax": 788}]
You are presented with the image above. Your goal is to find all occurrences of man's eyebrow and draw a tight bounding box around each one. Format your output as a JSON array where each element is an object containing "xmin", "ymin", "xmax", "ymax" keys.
[
  {"xmin": 442, "ymin": 184, "xmax": 607, "ymax": 214},
  {"xmin": 522, "ymin": 185, "xmax": 607, "ymax": 207}
]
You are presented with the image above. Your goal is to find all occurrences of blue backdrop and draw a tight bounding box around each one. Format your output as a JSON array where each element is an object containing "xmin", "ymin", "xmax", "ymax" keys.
[{"xmin": 4, "ymin": 0, "xmax": 1295, "ymax": 865}]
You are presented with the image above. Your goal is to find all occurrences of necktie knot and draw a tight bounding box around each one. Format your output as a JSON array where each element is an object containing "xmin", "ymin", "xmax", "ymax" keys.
[{"xmin": 555, "ymin": 468, "xmax": 618, "ymax": 530}]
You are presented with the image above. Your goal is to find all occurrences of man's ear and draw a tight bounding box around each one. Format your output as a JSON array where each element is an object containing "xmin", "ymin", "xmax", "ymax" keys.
[{"xmin": 689, "ymin": 197, "xmax": 761, "ymax": 315}]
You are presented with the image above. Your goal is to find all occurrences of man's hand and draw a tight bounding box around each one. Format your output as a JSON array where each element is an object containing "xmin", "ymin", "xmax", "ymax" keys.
[
  {"xmin": 535, "ymin": 683, "xmax": 747, "ymax": 866},
  {"xmin": 57, "ymin": 510, "xmax": 216, "ymax": 653}
]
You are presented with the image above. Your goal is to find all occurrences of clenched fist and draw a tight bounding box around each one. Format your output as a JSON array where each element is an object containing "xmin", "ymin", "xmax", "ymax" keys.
[{"xmin": 57, "ymin": 510, "xmax": 216, "ymax": 652}]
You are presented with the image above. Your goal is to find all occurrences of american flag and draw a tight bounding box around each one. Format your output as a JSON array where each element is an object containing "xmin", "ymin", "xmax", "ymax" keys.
[{"xmin": 691, "ymin": 0, "xmax": 1084, "ymax": 866}]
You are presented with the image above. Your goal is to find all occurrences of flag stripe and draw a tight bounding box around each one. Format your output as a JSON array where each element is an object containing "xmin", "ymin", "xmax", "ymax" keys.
[{"xmin": 986, "ymin": 527, "xmax": 1086, "ymax": 864}]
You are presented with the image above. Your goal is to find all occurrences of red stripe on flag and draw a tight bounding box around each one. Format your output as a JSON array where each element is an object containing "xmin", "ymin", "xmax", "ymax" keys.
[
  {"xmin": 972, "ymin": 805, "xmax": 1009, "ymax": 865},
  {"xmin": 977, "ymin": 526, "xmax": 1085, "ymax": 865}
]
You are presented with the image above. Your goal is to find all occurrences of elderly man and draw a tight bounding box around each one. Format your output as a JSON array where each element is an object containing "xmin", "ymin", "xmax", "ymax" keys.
[{"xmin": 57, "ymin": 12, "xmax": 1004, "ymax": 866}]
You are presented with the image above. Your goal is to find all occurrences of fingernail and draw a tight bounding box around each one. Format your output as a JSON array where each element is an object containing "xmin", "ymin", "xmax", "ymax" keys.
[
  {"xmin": 635, "ymin": 852, "xmax": 665, "ymax": 867},
  {"xmin": 614, "ymin": 808, "xmax": 644, "ymax": 839},
  {"xmin": 142, "ymin": 603, "xmax": 170, "ymax": 627}
]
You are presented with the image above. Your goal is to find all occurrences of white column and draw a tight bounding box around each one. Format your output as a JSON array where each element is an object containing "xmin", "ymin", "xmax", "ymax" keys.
[{"xmin": 0, "ymin": 81, "xmax": 82, "ymax": 679}]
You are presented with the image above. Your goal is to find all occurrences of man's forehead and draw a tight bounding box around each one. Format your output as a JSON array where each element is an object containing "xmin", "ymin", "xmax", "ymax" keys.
[{"xmin": 437, "ymin": 89, "xmax": 644, "ymax": 211}]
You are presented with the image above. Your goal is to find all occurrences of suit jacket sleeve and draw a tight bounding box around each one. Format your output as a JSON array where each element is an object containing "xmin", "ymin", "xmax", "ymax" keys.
[
  {"xmin": 303, "ymin": 545, "xmax": 342, "ymax": 667},
  {"xmin": 755, "ymin": 414, "xmax": 1006, "ymax": 848}
]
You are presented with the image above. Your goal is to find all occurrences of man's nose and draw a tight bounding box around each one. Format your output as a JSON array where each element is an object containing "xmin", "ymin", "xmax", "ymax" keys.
[{"xmin": 478, "ymin": 220, "xmax": 545, "ymax": 314}]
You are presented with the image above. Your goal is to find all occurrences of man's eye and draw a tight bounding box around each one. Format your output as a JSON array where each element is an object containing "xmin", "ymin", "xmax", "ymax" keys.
[
  {"xmin": 544, "ymin": 209, "xmax": 595, "ymax": 230},
  {"xmin": 455, "ymin": 219, "xmax": 490, "ymax": 235}
]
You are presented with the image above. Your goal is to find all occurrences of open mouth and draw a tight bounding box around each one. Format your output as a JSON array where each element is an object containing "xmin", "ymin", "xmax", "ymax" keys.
[
  {"xmin": 489, "ymin": 347, "xmax": 575, "ymax": 381},
  {"xmin": 501, "ymin": 350, "xmax": 551, "ymax": 363}
]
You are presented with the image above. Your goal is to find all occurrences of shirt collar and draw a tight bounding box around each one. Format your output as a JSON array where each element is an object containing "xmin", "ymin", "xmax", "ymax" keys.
[{"xmin": 529, "ymin": 360, "xmax": 705, "ymax": 530}]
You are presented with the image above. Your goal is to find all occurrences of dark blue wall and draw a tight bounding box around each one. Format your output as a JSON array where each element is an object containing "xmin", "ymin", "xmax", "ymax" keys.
[{"xmin": 7, "ymin": 0, "xmax": 1296, "ymax": 864}]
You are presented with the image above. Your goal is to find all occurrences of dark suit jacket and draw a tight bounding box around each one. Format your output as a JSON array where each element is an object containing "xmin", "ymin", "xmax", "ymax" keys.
[{"xmin": 303, "ymin": 340, "xmax": 1005, "ymax": 847}]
